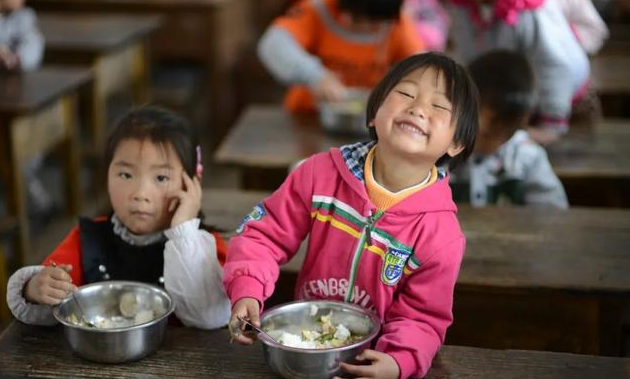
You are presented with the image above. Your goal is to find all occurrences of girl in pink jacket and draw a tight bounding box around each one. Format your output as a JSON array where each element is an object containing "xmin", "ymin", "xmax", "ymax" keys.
[{"xmin": 224, "ymin": 52, "xmax": 479, "ymax": 379}]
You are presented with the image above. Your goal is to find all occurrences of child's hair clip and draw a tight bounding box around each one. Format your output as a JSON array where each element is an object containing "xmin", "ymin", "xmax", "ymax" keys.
[{"xmin": 196, "ymin": 145, "xmax": 203, "ymax": 177}]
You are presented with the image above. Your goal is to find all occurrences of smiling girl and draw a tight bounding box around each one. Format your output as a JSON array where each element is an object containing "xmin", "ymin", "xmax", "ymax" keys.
[{"xmin": 225, "ymin": 52, "xmax": 479, "ymax": 379}]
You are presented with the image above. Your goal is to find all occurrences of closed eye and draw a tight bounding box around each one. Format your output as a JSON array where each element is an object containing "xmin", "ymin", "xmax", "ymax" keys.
[
  {"xmin": 396, "ymin": 90, "xmax": 414, "ymax": 99},
  {"xmin": 433, "ymin": 104, "xmax": 452, "ymax": 112}
]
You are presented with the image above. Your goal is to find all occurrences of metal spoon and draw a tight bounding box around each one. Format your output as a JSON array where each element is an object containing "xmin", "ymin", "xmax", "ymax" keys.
[
  {"xmin": 237, "ymin": 316, "xmax": 276, "ymax": 342},
  {"xmin": 72, "ymin": 292, "xmax": 95, "ymax": 328}
]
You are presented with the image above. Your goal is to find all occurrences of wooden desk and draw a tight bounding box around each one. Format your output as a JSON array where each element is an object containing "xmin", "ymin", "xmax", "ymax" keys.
[
  {"xmin": 215, "ymin": 106, "xmax": 630, "ymax": 206},
  {"xmin": 547, "ymin": 119, "xmax": 630, "ymax": 207},
  {"xmin": 591, "ymin": 55, "xmax": 630, "ymax": 94},
  {"xmin": 0, "ymin": 67, "xmax": 92, "ymax": 269},
  {"xmin": 31, "ymin": 0, "xmax": 254, "ymax": 148},
  {"xmin": 203, "ymin": 189, "xmax": 630, "ymax": 355},
  {"xmin": 39, "ymin": 13, "xmax": 161, "ymax": 152},
  {"xmin": 1, "ymin": 322, "xmax": 628, "ymax": 379}
]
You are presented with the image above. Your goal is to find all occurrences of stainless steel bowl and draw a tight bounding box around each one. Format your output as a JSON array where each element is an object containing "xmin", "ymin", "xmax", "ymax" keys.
[
  {"xmin": 53, "ymin": 281, "xmax": 174, "ymax": 363},
  {"xmin": 318, "ymin": 89, "xmax": 370, "ymax": 137},
  {"xmin": 259, "ymin": 300, "xmax": 381, "ymax": 379}
]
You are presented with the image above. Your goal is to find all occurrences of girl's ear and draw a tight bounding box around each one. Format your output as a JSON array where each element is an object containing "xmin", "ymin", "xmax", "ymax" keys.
[{"xmin": 446, "ymin": 141, "xmax": 465, "ymax": 158}]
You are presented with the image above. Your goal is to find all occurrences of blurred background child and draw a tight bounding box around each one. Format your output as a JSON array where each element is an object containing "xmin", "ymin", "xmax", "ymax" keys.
[
  {"xmin": 450, "ymin": 50, "xmax": 568, "ymax": 209},
  {"xmin": 555, "ymin": 0, "xmax": 609, "ymax": 55},
  {"xmin": 445, "ymin": 0, "xmax": 590, "ymax": 144},
  {"xmin": 403, "ymin": 0, "xmax": 451, "ymax": 51},
  {"xmin": 0, "ymin": 0, "xmax": 43, "ymax": 71},
  {"xmin": 6, "ymin": 106, "xmax": 231, "ymax": 329},
  {"xmin": 257, "ymin": 0, "xmax": 424, "ymax": 113}
]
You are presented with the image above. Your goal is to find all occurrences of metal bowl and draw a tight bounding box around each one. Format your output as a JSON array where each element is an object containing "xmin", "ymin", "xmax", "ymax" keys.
[
  {"xmin": 53, "ymin": 281, "xmax": 174, "ymax": 363},
  {"xmin": 259, "ymin": 300, "xmax": 381, "ymax": 379},
  {"xmin": 318, "ymin": 89, "xmax": 370, "ymax": 137}
]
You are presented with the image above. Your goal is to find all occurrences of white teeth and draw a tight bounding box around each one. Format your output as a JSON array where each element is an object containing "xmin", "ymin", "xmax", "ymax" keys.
[{"xmin": 398, "ymin": 122, "xmax": 426, "ymax": 135}]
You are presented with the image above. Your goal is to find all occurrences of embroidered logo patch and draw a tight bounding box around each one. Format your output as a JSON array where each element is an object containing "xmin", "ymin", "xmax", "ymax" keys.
[
  {"xmin": 236, "ymin": 203, "xmax": 267, "ymax": 234},
  {"xmin": 381, "ymin": 247, "xmax": 410, "ymax": 286}
]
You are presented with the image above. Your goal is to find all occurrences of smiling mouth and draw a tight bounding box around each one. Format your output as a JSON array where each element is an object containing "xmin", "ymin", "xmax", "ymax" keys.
[{"xmin": 396, "ymin": 121, "xmax": 428, "ymax": 136}]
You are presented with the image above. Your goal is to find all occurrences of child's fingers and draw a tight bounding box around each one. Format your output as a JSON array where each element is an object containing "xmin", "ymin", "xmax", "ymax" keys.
[
  {"xmin": 356, "ymin": 349, "xmax": 379, "ymax": 362},
  {"xmin": 181, "ymin": 171, "xmax": 193, "ymax": 190},
  {"xmin": 58, "ymin": 264, "xmax": 73, "ymax": 272},
  {"xmin": 42, "ymin": 293, "xmax": 65, "ymax": 306},
  {"xmin": 49, "ymin": 267, "xmax": 73, "ymax": 282},
  {"xmin": 168, "ymin": 197, "xmax": 180, "ymax": 212},
  {"xmin": 44, "ymin": 287, "xmax": 70, "ymax": 303},
  {"xmin": 49, "ymin": 279, "xmax": 77, "ymax": 294}
]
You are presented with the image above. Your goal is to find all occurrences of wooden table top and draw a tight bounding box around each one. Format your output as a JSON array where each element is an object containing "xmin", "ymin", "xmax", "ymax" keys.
[
  {"xmin": 30, "ymin": 0, "xmax": 230, "ymax": 11},
  {"xmin": 214, "ymin": 105, "xmax": 352, "ymax": 168},
  {"xmin": 1, "ymin": 322, "xmax": 628, "ymax": 379},
  {"xmin": 39, "ymin": 13, "xmax": 162, "ymax": 54},
  {"xmin": 0, "ymin": 67, "xmax": 92, "ymax": 117},
  {"xmin": 214, "ymin": 106, "xmax": 630, "ymax": 180},
  {"xmin": 203, "ymin": 189, "xmax": 630, "ymax": 295},
  {"xmin": 591, "ymin": 54, "xmax": 630, "ymax": 94},
  {"xmin": 547, "ymin": 119, "xmax": 630, "ymax": 179}
]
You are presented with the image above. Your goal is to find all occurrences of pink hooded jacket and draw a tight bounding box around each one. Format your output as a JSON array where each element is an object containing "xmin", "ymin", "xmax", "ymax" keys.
[{"xmin": 223, "ymin": 142, "xmax": 466, "ymax": 379}]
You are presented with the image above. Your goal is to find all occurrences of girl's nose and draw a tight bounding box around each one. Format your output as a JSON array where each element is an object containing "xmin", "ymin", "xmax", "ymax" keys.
[
  {"xmin": 407, "ymin": 104, "xmax": 426, "ymax": 118},
  {"xmin": 131, "ymin": 181, "xmax": 151, "ymax": 202}
]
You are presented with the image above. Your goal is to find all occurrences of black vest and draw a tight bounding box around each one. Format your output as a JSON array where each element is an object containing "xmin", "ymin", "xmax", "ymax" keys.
[{"xmin": 79, "ymin": 217, "xmax": 166, "ymax": 286}]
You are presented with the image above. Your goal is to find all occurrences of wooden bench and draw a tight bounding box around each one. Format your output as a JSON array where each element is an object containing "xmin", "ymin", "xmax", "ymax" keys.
[
  {"xmin": 1, "ymin": 321, "xmax": 628, "ymax": 379},
  {"xmin": 214, "ymin": 105, "xmax": 630, "ymax": 207},
  {"xmin": 0, "ymin": 67, "xmax": 92, "ymax": 269},
  {"xmin": 39, "ymin": 13, "xmax": 162, "ymax": 153},
  {"xmin": 202, "ymin": 188, "xmax": 630, "ymax": 355},
  {"xmin": 30, "ymin": 0, "xmax": 254, "ymax": 148}
]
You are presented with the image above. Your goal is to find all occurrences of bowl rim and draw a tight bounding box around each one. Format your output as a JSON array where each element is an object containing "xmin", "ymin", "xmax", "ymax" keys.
[
  {"xmin": 52, "ymin": 280, "xmax": 175, "ymax": 332},
  {"xmin": 258, "ymin": 299, "xmax": 381, "ymax": 353}
]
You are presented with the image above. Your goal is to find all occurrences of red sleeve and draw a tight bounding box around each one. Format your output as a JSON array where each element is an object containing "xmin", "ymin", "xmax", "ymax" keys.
[
  {"xmin": 211, "ymin": 232, "xmax": 228, "ymax": 267},
  {"xmin": 41, "ymin": 226, "xmax": 84, "ymax": 286}
]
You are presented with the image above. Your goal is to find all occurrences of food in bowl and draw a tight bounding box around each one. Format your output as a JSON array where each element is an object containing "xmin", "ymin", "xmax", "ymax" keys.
[
  {"xmin": 318, "ymin": 88, "xmax": 370, "ymax": 136},
  {"xmin": 53, "ymin": 281, "xmax": 174, "ymax": 363},
  {"xmin": 258, "ymin": 300, "xmax": 381, "ymax": 379},
  {"xmin": 276, "ymin": 309, "xmax": 365, "ymax": 349},
  {"xmin": 64, "ymin": 291, "xmax": 163, "ymax": 329}
]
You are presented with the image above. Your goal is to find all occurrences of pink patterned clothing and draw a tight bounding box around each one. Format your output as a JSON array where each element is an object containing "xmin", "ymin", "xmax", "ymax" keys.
[{"xmin": 223, "ymin": 142, "xmax": 466, "ymax": 379}]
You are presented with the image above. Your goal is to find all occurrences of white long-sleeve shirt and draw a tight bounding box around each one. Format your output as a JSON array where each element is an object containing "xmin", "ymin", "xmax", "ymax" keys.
[{"xmin": 0, "ymin": 8, "xmax": 44, "ymax": 71}]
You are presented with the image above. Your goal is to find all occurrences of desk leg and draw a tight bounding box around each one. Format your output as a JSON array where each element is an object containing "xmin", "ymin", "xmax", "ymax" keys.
[
  {"xmin": 0, "ymin": 119, "xmax": 29, "ymax": 269},
  {"xmin": 91, "ymin": 58, "xmax": 107, "ymax": 154},
  {"xmin": 131, "ymin": 42, "xmax": 150, "ymax": 105},
  {"xmin": 61, "ymin": 95, "xmax": 81, "ymax": 216}
]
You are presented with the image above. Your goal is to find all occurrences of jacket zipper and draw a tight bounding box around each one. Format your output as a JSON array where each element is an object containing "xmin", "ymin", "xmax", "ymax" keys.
[{"xmin": 344, "ymin": 209, "xmax": 384, "ymax": 303}]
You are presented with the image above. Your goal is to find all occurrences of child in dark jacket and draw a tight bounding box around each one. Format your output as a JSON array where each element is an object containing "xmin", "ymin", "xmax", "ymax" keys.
[{"xmin": 7, "ymin": 106, "xmax": 231, "ymax": 329}]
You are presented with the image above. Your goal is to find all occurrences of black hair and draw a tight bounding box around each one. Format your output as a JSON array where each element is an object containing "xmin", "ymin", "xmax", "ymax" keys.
[
  {"xmin": 104, "ymin": 106, "xmax": 218, "ymax": 232},
  {"xmin": 467, "ymin": 49, "xmax": 536, "ymax": 130},
  {"xmin": 365, "ymin": 52, "xmax": 479, "ymax": 170},
  {"xmin": 338, "ymin": 0, "xmax": 403, "ymax": 20}
]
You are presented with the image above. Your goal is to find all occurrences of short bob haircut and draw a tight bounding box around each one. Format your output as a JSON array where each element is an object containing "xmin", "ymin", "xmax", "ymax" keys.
[
  {"xmin": 338, "ymin": 0, "xmax": 403, "ymax": 21},
  {"xmin": 365, "ymin": 52, "xmax": 479, "ymax": 170},
  {"xmin": 467, "ymin": 49, "xmax": 536, "ymax": 130}
]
